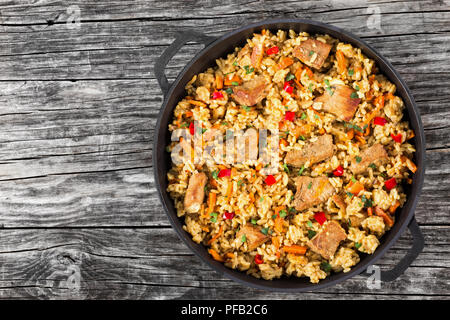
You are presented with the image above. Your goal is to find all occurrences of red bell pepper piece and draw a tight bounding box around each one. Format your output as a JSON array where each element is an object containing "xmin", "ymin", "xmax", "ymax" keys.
[
  {"xmin": 189, "ymin": 122, "xmax": 195, "ymax": 135},
  {"xmin": 266, "ymin": 46, "xmax": 279, "ymax": 55},
  {"xmin": 283, "ymin": 81, "xmax": 294, "ymax": 94},
  {"xmin": 264, "ymin": 175, "xmax": 277, "ymax": 186},
  {"xmin": 254, "ymin": 254, "xmax": 264, "ymax": 264},
  {"xmin": 284, "ymin": 111, "xmax": 295, "ymax": 121},
  {"xmin": 384, "ymin": 177, "xmax": 397, "ymax": 190},
  {"xmin": 223, "ymin": 211, "xmax": 235, "ymax": 220},
  {"xmin": 218, "ymin": 169, "xmax": 231, "ymax": 178},
  {"xmin": 391, "ymin": 133, "xmax": 403, "ymax": 143},
  {"xmin": 373, "ymin": 117, "xmax": 387, "ymax": 126},
  {"xmin": 212, "ymin": 91, "xmax": 224, "ymax": 99},
  {"xmin": 333, "ymin": 165, "xmax": 344, "ymax": 177},
  {"xmin": 314, "ymin": 212, "xmax": 327, "ymax": 225}
]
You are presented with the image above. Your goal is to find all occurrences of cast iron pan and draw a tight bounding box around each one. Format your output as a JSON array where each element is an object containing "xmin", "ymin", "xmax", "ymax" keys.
[{"xmin": 153, "ymin": 19, "xmax": 425, "ymax": 292}]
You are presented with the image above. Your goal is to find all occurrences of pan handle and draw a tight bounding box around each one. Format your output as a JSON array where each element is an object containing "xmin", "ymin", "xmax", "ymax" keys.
[
  {"xmin": 154, "ymin": 30, "xmax": 217, "ymax": 97},
  {"xmin": 362, "ymin": 217, "xmax": 424, "ymax": 282}
]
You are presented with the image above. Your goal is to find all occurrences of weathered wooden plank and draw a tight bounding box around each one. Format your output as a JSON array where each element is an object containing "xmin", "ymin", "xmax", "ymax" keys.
[
  {"xmin": 0, "ymin": 26, "xmax": 448, "ymax": 80},
  {"xmin": 0, "ymin": 0, "xmax": 448, "ymax": 29},
  {"xmin": 0, "ymin": 226, "xmax": 447, "ymax": 299}
]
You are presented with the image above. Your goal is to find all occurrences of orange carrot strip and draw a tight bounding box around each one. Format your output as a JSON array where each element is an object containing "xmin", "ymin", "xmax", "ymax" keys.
[
  {"xmin": 405, "ymin": 158, "xmax": 417, "ymax": 173},
  {"xmin": 225, "ymin": 180, "xmax": 233, "ymax": 198},
  {"xmin": 347, "ymin": 181, "xmax": 364, "ymax": 195},
  {"xmin": 273, "ymin": 206, "xmax": 286, "ymax": 233},
  {"xmin": 272, "ymin": 236, "xmax": 280, "ymax": 250},
  {"xmin": 407, "ymin": 131, "xmax": 415, "ymax": 140},
  {"xmin": 249, "ymin": 192, "xmax": 255, "ymax": 204},
  {"xmin": 210, "ymin": 178, "xmax": 218, "ymax": 188},
  {"xmin": 355, "ymin": 135, "xmax": 366, "ymax": 145},
  {"xmin": 389, "ymin": 200, "xmax": 400, "ymax": 214},
  {"xmin": 295, "ymin": 67, "xmax": 303, "ymax": 80},
  {"xmin": 367, "ymin": 207, "xmax": 373, "ymax": 216},
  {"xmin": 224, "ymin": 74, "xmax": 242, "ymax": 86},
  {"xmin": 385, "ymin": 92, "xmax": 395, "ymax": 100},
  {"xmin": 336, "ymin": 50, "xmax": 347, "ymax": 74},
  {"xmin": 294, "ymin": 67, "xmax": 304, "ymax": 88},
  {"xmin": 318, "ymin": 128, "xmax": 325, "ymax": 135},
  {"xmin": 364, "ymin": 94, "xmax": 385, "ymax": 125},
  {"xmin": 207, "ymin": 225, "xmax": 224, "ymax": 245},
  {"xmin": 202, "ymin": 226, "xmax": 210, "ymax": 232},
  {"xmin": 215, "ymin": 74, "xmax": 223, "ymax": 90},
  {"xmin": 347, "ymin": 129, "xmax": 355, "ymax": 140},
  {"xmin": 282, "ymin": 245, "xmax": 307, "ymax": 255},
  {"xmin": 375, "ymin": 207, "xmax": 394, "ymax": 227},
  {"xmin": 207, "ymin": 192, "xmax": 216, "ymax": 215},
  {"xmin": 304, "ymin": 67, "xmax": 314, "ymax": 79},
  {"xmin": 186, "ymin": 99, "xmax": 206, "ymax": 107},
  {"xmin": 279, "ymin": 138, "xmax": 288, "ymax": 147},
  {"xmin": 277, "ymin": 57, "xmax": 294, "ymax": 70},
  {"xmin": 225, "ymin": 252, "xmax": 235, "ymax": 259},
  {"xmin": 208, "ymin": 248, "xmax": 224, "ymax": 262}
]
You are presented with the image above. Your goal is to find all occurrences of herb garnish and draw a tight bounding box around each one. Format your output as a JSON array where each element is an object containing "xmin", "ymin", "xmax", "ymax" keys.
[
  {"xmin": 320, "ymin": 262, "xmax": 332, "ymax": 273},
  {"xmin": 308, "ymin": 229, "xmax": 317, "ymax": 239},
  {"xmin": 355, "ymin": 156, "xmax": 362, "ymax": 163},
  {"xmin": 286, "ymin": 73, "xmax": 295, "ymax": 81},
  {"xmin": 210, "ymin": 212, "xmax": 218, "ymax": 223},
  {"xmin": 298, "ymin": 165, "xmax": 306, "ymax": 176},
  {"xmin": 244, "ymin": 65, "xmax": 254, "ymax": 74},
  {"xmin": 324, "ymin": 79, "xmax": 334, "ymax": 96}
]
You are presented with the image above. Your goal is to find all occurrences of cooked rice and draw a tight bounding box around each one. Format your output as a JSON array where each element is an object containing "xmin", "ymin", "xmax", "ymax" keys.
[{"xmin": 165, "ymin": 29, "xmax": 416, "ymax": 283}]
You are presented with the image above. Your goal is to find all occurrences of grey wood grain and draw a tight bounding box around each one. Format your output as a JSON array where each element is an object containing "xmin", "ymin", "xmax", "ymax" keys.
[
  {"xmin": 0, "ymin": 0, "xmax": 448, "ymax": 299},
  {"xmin": 0, "ymin": 226, "xmax": 448, "ymax": 299}
]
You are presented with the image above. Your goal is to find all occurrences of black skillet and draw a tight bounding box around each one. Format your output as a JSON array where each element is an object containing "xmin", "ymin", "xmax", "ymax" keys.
[{"xmin": 153, "ymin": 19, "xmax": 425, "ymax": 292}]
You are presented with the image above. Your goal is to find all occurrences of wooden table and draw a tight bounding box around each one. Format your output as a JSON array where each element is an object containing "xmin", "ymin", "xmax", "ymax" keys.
[{"xmin": 0, "ymin": 0, "xmax": 448, "ymax": 299}]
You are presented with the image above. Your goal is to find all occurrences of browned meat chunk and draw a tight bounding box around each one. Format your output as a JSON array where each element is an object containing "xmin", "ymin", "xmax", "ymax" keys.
[
  {"xmin": 293, "ymin": 176, "xmax": 335, "ymax": 211},
  {"xmin": 231, "ymin": 76, "xmax": 269, "ymax": 106},
  {"xmin": 285, "ymin": 134, "xmax": 336, "ymax": 167},
  {"xmin": 293, "ymin": 39, "xmax": 332, "ymax": 70},
  {"xmin": 307, "ymin": 221, "xmax": 347, "ymax": 259},
  {"xmin": 349, "ymin": 143, "xmax": 389, "ymax": 174},
  {"xmin": 332, "ymin": 194, "xmax": 346, "ymax": 210},
  {"xmin": 250, "ymin": 43, "xmax": 263, "ymax": 68},
  {"xmin": 314, "ymin": 84, "xmax": 361, "ymax": 121},
  {"xmin": 184, "ymin": 172, "xmax": 207, "ymax": 213},
  {"xmin": 236, "ymin": 224, "xmax": 270, "ymax": 251}
]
